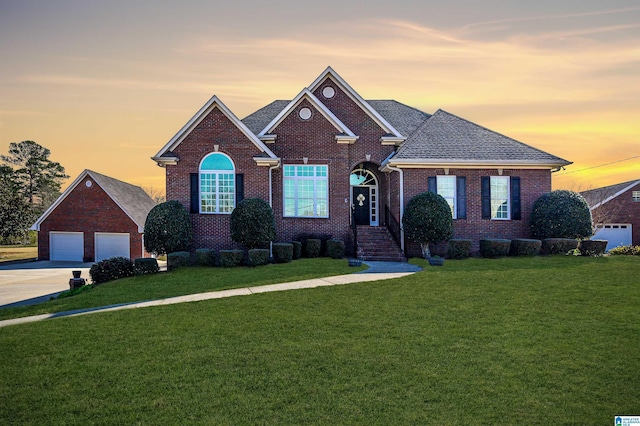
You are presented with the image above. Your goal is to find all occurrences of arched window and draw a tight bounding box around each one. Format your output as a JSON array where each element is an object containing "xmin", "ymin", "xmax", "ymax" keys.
[{"xmin": 200, "ymin": 153, "xmax": 235, "ymax": 214}]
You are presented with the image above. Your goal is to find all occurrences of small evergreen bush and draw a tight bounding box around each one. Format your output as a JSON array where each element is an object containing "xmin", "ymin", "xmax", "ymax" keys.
[
  {"xmin": 447, "ymin": 239, "xmax": 472, "ymax": 259},
  {"xmin": 230, "ymin": 198, "xmax": 275, "ymax": 249},
  {"xmin": 144, "ymin": 200, "xmax": 193, "ymax": 256},
  {"xmin": 530, "ymin": 190, "xmax": 592, "ymax": 239},
  {"xmin": 290, "ymin": 241, "xmax": 302, "ymax": 259},
  {"xmin": 402, "ymin": 191, "xmax": 453, "ymax": 259},
  {"xmin": 304, "ymin": 239, "xmax": 321, "ymax": 258},
  {"xmin": 579, "ymin": 240, "xmax": 608, "ymax": 257},
  {"xmin": 219, "ymin": 250, "xmax": 244, "ymax": 267},
  {"xmin": 134, "ymin": 258, "xmax": 159, "ymax": 275},
  {"xmin": 326, "ymin": 239, "xmax": 345, "ymax": 259},
  {"xmin": 195, "ymin": 248, "xmax": 216, "ymax": 266},
  {"xmin": 541, "ymin": 238, "xmax": 579, "ymax": 255},
  {"xmin": 509, "ymin": 239, "xmax": 542, "ymax": 256},
  {"xmin": 167, "ymin": 251, "xmax": 191, "ymax": 270},
  {"xmin": 479, "ymin": 239, "xmax": 511, "ymax": 258},
  {"xmin": 248, "ymin": 249, "xmax": 270, "ymax": 266},
  {"xmin": 90, "ymin": 257, "xmax": 134, "ymax": 284},
  {"xmin": 272, "ymin": 243, "xmax": 293, "ymax": 263},
  {"xmin": 608, "ymin": 245, "xmax": 640, "ymax": 256}
]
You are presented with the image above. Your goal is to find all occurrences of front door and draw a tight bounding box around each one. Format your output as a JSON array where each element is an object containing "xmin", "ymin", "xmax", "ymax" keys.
[{"xmin": 353, "ymin": 187, "xmax": 370, "ymax": 225}]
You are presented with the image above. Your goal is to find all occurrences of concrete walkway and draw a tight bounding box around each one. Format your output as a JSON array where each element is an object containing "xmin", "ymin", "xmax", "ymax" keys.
[{"xmin": 0, "ymin": 261, "xmax": 421, "ymax": 328}]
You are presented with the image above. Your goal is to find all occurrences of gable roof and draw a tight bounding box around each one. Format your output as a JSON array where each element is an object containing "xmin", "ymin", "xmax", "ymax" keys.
[
  {"xmin": 152, "ymin": 95, "xmax": 278, "ymax": 166},
  {"xmin": 581, "ymin": 179, "xmax": 640, "ymax": 209},
  {"xmin": 367, "ymin": 100, "xmax": 431, "ymax": 137},
  {"xmin": 307, "ymin": 67, "xmax": 405, "ymax": 139},
  {"xmin": 385, "ymin": 109, "xmax": 571, "ymax": 169},
  {"xmin": 32, "ymin": 170, "xmax": 157, "ymax": 233},
  {"xmin": 242, "ymin": 100, "xmax": 290, "ymax": 134}
]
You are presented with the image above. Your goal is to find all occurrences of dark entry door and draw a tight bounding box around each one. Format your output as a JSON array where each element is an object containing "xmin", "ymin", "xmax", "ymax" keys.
[{"xmin": 353, "ymin": 187, "xmax": 370, "ymax": 225}]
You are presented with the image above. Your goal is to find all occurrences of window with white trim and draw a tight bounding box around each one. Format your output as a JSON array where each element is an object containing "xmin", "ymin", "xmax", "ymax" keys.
[
  {"xmin": 633, "ymin": 191, "xmax": 640, "ymax": 202},
  {"xmin": 490, "ymin": 176, "xmax": 510, "ymax": 220},
  {"xmin": 200, "ymin": 153, "xmax": 235, "ymax": 214},
  {"xmin": 437, "ymin": 175, "xmax": 457, "ymax": 219},
  {"xmin": 283, "ymin": 165, "xmax": 328, "ymax": 218}
]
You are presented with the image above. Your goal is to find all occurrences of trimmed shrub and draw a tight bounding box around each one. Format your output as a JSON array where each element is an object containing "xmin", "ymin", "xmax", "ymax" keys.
[
  {"xmin": 134, "ymin": 258, "xmax": 159, "ymax": 275},
  {"xmin": 220, "ymin": 250, "xmax": 244, "ymax": 267},
  {"xmin": 289, "ymin": 241, "xmax": 302, "ymax": 260},
  {"xmin": 579, "ymin": 240, "xmax": 608, "ymax": 257},
  {"xmin": 304, "ymin": 239, "xmax": 321, "ymax": 258},
  {"xmin": 327, "ymin": 239, "xmax": 345, "ymax": 259},
  {"xmin": 195, "ymin": 248, "xmax": 216, "ymax": 266},
  {"xmin": 230, "ymin": 198, "xmax": 276, "ymax": 249},
  {"xmin": 90, "ymin": 256, "xmax": 134, "ymax": 284},
  {"xmin": 541, "ymin": 238, "xmax": 579, "ymax": 255},
  {"xmin": 530, "ymin": 190, "xmax": 593, "ymax": 240},
  {"xmin": 509, "ymin": 239, "xmax": 542, "ymax": 256},
  {"xmin": 479, "ymin": 239, "xmax": 511, "ymax": 258},
  {"xmin": 296, "ymin": 233, "xmax": 333, "ymax": 256},
  {"xmin": 167, "ymin": 251, "xmax": 191, "ymax": 271},
  {"xmin": 447, "ymin": 239, "xmax": 472, "ymax": 259},
  {"xmin": 272, "ymin": 243, "xmax": 293, "ymax": 263},
  {"xmin": 144, "ymin": 200, "xmax": 193, "ymax": 256},
  {"xmin": 608, "ymin": 245, "xmax": 640, "ymax": 256},
  {"xmin": 248, "ymin": 249, "xmax": 270, "ymax": 267},
  {"xmin": 402, "ymin": 191, "xmax": 453, "ymax": 258}
]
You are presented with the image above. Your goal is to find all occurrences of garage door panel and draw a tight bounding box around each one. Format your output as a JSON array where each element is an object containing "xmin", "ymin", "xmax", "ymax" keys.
[
  {"xmin": 592, "ymin": 224, "xmax": 632, "ymax": 251},
  {"xmin": 50, "ymin": 232, "xmax": 84, "ymax": 261},
  {"xmin": 95, "ymin": 233, "xmax": 130, "ymax": 261}
]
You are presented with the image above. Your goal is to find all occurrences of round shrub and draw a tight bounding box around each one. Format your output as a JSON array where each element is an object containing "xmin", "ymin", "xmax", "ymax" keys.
[
  {"xmin": 402, "ymin": 192, "xmax": 453, "ymax": 258},
  {"xmin": 304, "ymin": 239, "xmax": 321, "ymax": 258},
  {"xmin": 327, "ymin": 239, "xmax": 345, "ymax": 259},
  {"xmin": 509, "ymin": 239, "xmax": 542, "ymax": 256},
  {"xmin": 578, "ymin": 240, "xmax": 608, "ymax": 257},
  {"xmin": 541, "ymin": 238, "xmax": 579, "ymax": 255},
  {"xmin": 167, "ymin": 251, "xmax": 191, "ymax": 270},
  {"xmin": 530, "ymin": 190, "xmax": 592, "ymax": 240},
  {"xmin": 289, "ymin": 241, "xmax": 302, "ymax": 260},
  {"xmin": 272, "ymin": 243, "xmax": 293, "ymax": 263},
  {"xmin": 447, "ymin": 239, "xmax": 472, "ymax": 259},
  {"xmin": 608, "ymin": 245, "xmax": 640, "ymax": 256},
  {"xmin": 134, "ymin": 258, "xmax": 159, "ymax": 275},
  {"xmin": 144, "ymin": 200, "xmax": 193, "ymax": 256},
  {"xmin": 230, "ymin": 198, "xmax": 275, "ymax": 249},
  {"xmin": 196, "ymin": 248, "xmax": 216, "ymax": 266},
  {"xmin": 479, "ymin": 239, "xmax": 511, "ymax": 258},
  {"xmin": 90, "ymin": 256, "xmax": 134, "ymax": 284},
  {"xmin": 219, "ymin": 250, "xmax": 244, "ymax": 267},
  {"xmin": 248, "ymin": 249, "xmax": 270, "ymax": 266}
]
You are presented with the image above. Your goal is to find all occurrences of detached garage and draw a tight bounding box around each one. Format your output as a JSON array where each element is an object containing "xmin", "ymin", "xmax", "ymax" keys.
[{"xmin": 32, "ymin": 169, "xmax": 157, "ymax": 262}]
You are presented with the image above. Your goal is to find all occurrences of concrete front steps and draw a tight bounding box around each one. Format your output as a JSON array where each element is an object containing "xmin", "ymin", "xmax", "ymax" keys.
[{"xmin": 356, "ymin": 225, "xmax": 406, "ymax": 262}]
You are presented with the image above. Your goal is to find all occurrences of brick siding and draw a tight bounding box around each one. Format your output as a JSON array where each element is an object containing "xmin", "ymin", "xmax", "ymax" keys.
[{"xmin": 591, "ymin": 183, "xmax": 640, "ymax": 246}]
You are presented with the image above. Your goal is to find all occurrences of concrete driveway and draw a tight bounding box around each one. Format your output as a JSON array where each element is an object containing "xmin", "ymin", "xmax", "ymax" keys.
[{"xmin": 0, "ymin": 261, "xmax": 92, "ymax": 308}]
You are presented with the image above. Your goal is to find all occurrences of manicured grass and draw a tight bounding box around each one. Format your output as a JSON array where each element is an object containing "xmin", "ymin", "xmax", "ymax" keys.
[
  {"xmin": 0, "ymin": 256, "xmax": 638, "ymax": 424},
  {"xmin": 0, "ymin": 245, "xmax": 37, "ymax": 262},
  {"xmin": 0, "ymin": 258, "xmax": 365, "ymax": 320}
]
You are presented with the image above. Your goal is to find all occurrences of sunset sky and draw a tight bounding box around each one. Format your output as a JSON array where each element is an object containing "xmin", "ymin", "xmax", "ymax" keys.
[{"xmin": 1, "ymin": 1, "xmax": 638, "ymax": 194}]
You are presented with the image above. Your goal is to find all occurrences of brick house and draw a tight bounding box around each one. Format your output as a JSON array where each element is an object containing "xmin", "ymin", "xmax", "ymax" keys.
[
  {"xmin": 152, "ymin": 67, "xmax": 570, "ymax": 259},
  {"xmin": 32, "ymin": 169, "xmax": 157, "ymax": 261},
  {"xmin": 582, "ymin": 179, "xmax": 640, "ymax": 250}
]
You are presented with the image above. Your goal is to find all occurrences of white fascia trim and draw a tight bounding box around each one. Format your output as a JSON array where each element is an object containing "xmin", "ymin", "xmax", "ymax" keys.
[
  {"xmin": 254, "ymin": 157, "xmax": 281, "ymax": 167},
  {"xmin": 259, "ymin": 134, "xmax": 277, "ymax": 144},
  {"xmin": 151, "ymin": 156, "xmax": 179, "ymax": 167},
  {"xmin": 336, "ymin": 135, "xmax": 359, "ymax": 144},
  {"xmin": 380, "ymin": 136, "xmax": 407, "ymax": 146},
  {"xmin": 385, "ymin": 159, "xmax": 569, "ymax": 169},
  {"xmin": 31, "ymin": 169, "xmax": 92, "ymax": 231},
  {"xmin": 258, "ymin": 88, "xmax": 356, "ymax": 137},
  {"xmin": 307, "ymin": 66, "xmax": 404, "ymax": 138},
  {"xmin": 153, "ymin": 95, "xmax": 277, "ymax": 161},
  {"xmin": 89, "ymin": 171, "xmax": 147, "ymax": 231},
  {"xmin": 590, "ymin": 180, "xmax": 640, "ymax": 210}
]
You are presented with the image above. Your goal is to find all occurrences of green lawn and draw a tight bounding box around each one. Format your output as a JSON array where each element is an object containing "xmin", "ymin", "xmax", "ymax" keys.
[{"xmin": 1, "ymin": 256, "xmax": 638, "ymax": 424}]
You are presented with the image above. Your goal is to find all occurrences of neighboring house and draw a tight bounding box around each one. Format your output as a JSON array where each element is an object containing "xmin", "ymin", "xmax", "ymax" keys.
[
  {"xmin": 581, "ymin": 179, "xmax": 640, "ymax": 250},
  {"xmin": 152, "ymin": 67, "xmax": 571, "ymax": 258},
  {"xmin": 32, "ymin": 170, "xmax": 157, "ymax": 262}
]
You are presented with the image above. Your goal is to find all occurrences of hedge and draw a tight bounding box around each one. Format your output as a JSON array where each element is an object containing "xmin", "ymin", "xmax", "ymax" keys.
[
  {"xmin": 541, "ymin": 238, "xmax": 579, "ymax": 255},
  {"xmin": 272, "ymin": 243, "xmax": 293, "ymax": 263},
  {"xmin": 134, "ymin": 258, "xmax": 159, "ymax": 275},
  {"xmin": 578, "ymin": 240, "xmax": 608, "ymax": 257},
  {"xmin": 195, "ymin": 248, "xmax": 216, "ymax": 266},
  {"xmin": 447, "ymin": 239, "xmax": 472, "ymax": 259},
  {"xmin": 290, "ymin": 241, "xmax": 302, "ymax": 260},
  {"xmin": 479, "ymin": 239, "xmax": 511, "ymax": 258},
  {"xmin": 326, "ymin": 239, "xmax": 345, "ymax": 259},
  {"xmin": 167, "ymin": 251, "xmax": 191, "ymax": 270},
  {"xmin": 220, "ymin": 250, "xmax": 244, "ymax": 267},
  {"xmin": 509, "ymin": 239, "xmax": 542, "ymax": 256},
  {"xmin": 248, "ymin": 249, "xmax": 270, "ymax": 266},
  {"xmin": 304, "ymin": 239, "xmax": 321, "ymax": 258},
  {"xmin": 90, "ymin": 257, "xmax": 134, "ymax": 284}
]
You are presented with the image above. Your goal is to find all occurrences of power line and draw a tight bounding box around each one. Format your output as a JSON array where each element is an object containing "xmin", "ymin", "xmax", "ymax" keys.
[{"xmin": 557, "ymin": 155, "xmax": 640, "ymax": 176}]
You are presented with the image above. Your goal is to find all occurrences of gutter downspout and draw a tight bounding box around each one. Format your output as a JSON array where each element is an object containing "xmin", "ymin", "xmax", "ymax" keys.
[
  {"xmin": 268, "ymin": 162, "xmax": 280, "ymax": 257},
  {"xmin": 386, "ymin": 165, "xmax": 404, "ymax": 252}
]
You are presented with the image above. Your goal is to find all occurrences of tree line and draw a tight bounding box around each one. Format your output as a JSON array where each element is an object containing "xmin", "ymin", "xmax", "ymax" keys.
[{"xmin": 0, "ymin": 141, "xmax": 68, "ymax": 244}]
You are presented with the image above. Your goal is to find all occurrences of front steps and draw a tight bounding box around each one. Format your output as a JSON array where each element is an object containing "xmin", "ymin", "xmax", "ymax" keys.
[{"xmin": 356, "ymin": 226, "xmax": 406, "ymax": 262}]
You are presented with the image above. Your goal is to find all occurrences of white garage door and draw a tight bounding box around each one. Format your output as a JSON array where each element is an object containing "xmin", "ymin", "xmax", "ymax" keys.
[
  {"xmin": 592, "ymin": 224, "xmax": 632, "ymax": 251},
  {"xmin": 50, "ymin": 232, "xmax": 84, "ymax": 261},
  {"xmin": 95, "ymin": 233, "xmax": 130, "ymax": 262}
]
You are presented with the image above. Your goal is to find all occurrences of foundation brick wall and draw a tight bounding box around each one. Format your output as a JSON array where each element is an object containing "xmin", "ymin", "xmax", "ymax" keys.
[{"xmin": 38, "ymin": 177, "xmax": 144, "ymax": 261}]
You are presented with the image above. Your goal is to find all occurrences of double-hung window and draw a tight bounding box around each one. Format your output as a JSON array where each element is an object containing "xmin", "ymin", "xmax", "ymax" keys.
[
  {"xmin": 490, "ymin": 176, "xmax": 510, "ymax": 220},
  {"xmin": 283, "ymin": 165, "xmax": 328, "ymax": 218},
  {"xmin": 200, "ymin": 153, "xmax": 235, "ymax": 214},
  {"xmin": 437, "ymin": 176, "xmax": 457, "ymax": 219},
  {"xmin": 633, "ymin": 191, "xmax": 640, "ymax": 202}
]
